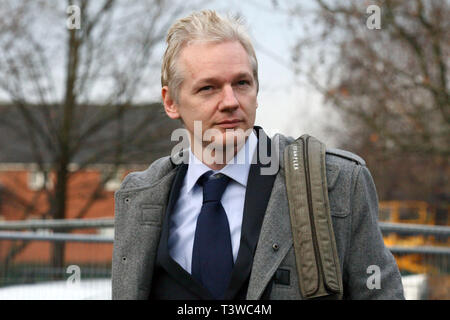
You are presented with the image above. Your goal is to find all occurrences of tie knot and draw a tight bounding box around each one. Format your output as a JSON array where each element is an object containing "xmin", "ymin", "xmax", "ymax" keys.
[{"xmin": 198, "ymin": 171, "xmax": 230, "ymax": 203}]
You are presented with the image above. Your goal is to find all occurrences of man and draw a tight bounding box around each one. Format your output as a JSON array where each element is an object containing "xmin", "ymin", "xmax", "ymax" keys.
[{"xmin": 112, "ymin": 10, "xmax": 404, "ymax": 300}]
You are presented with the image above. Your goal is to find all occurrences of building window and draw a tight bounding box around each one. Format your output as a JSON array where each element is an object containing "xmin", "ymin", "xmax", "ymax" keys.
[
  {"xmin": 103, "ymin": 169, "xmax": 124, "ymax": 191},
  {"xmin": 28, "ymin": 170, "xmax": 52, "ymax": 191}
]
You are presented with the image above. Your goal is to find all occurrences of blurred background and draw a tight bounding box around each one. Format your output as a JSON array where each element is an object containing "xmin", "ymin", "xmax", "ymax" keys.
[{"xmin": 0, "ymin": 0, "xmax": 448, "ymax": 300}]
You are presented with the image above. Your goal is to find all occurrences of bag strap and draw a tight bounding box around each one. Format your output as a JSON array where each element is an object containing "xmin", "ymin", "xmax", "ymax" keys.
[{"xmin": 284, "ymin": 134, "xmax": 343, "ymax": 299}]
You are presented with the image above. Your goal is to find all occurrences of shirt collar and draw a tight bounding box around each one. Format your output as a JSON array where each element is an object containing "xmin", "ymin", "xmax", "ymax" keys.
[{"xmin": 185, "ymin": 130, "xmax": 258, "ymax": 193}]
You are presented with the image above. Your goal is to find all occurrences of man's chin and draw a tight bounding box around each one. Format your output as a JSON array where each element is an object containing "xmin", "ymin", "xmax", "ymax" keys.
[
  {"xmin": 217, "ymin": 128, "xmax": 249, "ymax": 148},
  {"xmin": 198, "ymin": 129, "xmax": 247, "ymax": 162}
]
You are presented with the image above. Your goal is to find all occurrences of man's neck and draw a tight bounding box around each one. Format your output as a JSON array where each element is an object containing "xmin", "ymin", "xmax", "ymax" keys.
[
  {"xmin": 190, "ymin": 131, "xmax": 255, "ymax": 170},
  {"xmin": 190, "ymin": 142, "xmax": 245, "ymax": 171}
]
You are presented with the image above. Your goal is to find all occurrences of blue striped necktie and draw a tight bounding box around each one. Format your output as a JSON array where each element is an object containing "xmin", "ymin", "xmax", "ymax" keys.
[{"xmin": 191, "ymin": 171, "xmax": 233, "ymax": 299}]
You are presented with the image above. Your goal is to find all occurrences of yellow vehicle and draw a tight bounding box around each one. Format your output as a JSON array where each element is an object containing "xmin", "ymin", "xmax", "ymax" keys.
[{"xmin": 379, "ymin": 200, "xmax": 449, "ymax": 274}]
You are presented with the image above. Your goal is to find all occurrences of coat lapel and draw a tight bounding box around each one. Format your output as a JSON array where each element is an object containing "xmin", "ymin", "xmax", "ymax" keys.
[
  {"xmin": 246, "ymin": 172, "xmax": 293, "ymax": 300},
  {"xmin": 113, "ymin": 149, "xmax": 190, "ymax": 299},
  {"xmin": 224, "ymin": 128, "xmax": 277, "ymax": 299},
  {"xmin": 113, "ymin": 166, "xmax": 177, "ymax": 299},
  {"xmin": 246, "ymin": 133, "xmax": 293, "ymax": 300}
]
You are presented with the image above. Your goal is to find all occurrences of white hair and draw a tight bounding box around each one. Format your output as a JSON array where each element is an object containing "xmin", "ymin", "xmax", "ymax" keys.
[{"xmin": 161, "ymin": 10, "xmax": 259, "ymax": 102}]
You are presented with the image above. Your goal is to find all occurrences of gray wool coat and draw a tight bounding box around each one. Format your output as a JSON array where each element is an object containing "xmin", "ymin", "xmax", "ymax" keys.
[{"xmin": 112, "ymin": 132, "xmax": 404, "ymax": 300}]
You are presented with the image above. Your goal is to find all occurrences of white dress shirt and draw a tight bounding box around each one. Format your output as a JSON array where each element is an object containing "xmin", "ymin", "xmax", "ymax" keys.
[{"xmin": 168, "ymin": 131, "xmax": 258, "ymax": 274}]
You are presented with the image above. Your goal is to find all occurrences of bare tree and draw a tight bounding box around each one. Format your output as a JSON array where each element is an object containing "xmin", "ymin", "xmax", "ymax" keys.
[
  {"xmin": 283, "ymin": 0, "xmax": 449, "ymax": 207},
  {"xmin": 288, "ymin": 0, "xmax": 449, "ymax": 156},
  {"xmin": 0, "ymin": 0, "xmax": 194, "ymax": 275}
]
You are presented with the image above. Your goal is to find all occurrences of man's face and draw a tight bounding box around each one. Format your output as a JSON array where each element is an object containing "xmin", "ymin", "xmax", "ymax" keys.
[{"xmin": 162, "ymin": 40, "xmax": 258, "ymax": 152}]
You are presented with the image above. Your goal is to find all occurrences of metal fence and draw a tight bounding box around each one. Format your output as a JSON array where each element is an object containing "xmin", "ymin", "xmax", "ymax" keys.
[
  {"xmin": 0, "ymin": 219, "xmax": 449, "ymax": 299},
  {"xmin": 0, "ymin": 218, "xmax": 113, "ymax": 300},
  {"xmin": 378, "ymin": 222, "xmax": 450, "ymax": 300}
]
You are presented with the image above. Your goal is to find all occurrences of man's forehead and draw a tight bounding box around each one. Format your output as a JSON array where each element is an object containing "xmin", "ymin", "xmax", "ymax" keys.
[{"xmin": 178, "ymin": 40, "xmax": 253, "ymax": 82}]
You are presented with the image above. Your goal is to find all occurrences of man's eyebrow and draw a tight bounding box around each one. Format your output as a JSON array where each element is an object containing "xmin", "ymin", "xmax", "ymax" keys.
[
  {"xmin": 233, "ymin": 72, "xmax": 253, "ymax": 79},
  {"xmin": 194, "ymin": 72, "xmax": 253, "ymax": 85},
  {"xmin": 194, "ymin": 77, "xmax": 219, "ymax": 85}
]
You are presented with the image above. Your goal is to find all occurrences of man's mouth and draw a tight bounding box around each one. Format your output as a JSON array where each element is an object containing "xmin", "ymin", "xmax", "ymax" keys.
[{"xmin": 215, "ymin": 119, "xmax": 242, "ymax": 129}]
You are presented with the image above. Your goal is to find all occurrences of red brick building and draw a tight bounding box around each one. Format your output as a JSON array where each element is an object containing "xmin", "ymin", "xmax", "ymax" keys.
[
  {"xmin": 0, "ymin": 103, "xmax": 181, "ymax": 266},
  {"xmin": 0, "ymin": 164, "xmax": 143, "ymax": 264}
]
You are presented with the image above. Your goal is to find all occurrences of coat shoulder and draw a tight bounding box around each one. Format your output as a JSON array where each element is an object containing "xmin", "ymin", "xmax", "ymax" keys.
[
  {"xmin": 118, "ymin": 156, "xmax": 174, "ymax": 191},
  {"xmin": 326, "ymin": 148, "xmax": 366, "ymax": 167},
  {"xmin": 275, "ymin": 133, "xmax": 366, "ymax": 168},
  {"xmin": 324, "ymin": 148, "xmax": 366, "ymax": 192}
]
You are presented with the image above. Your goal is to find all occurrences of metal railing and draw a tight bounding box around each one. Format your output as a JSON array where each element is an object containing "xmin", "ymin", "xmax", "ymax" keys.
[
  {"xmin": 378, "ymin": 222, "xmax": 450, "ymax": 255},
  {"xmin": 379, "ymin": 222, "xmax": 450, "ymax": 237},
  {"xmin": 0, "ymin": 218, "xmax": 115, "ymax": 231},
  {"xmin": 0, "ymin": 218, "xmax": 114, "ymax": 299},
  {"xmin": 0, "ymin": 231, "xmax": 113, "ymax": 243},
  {"xmin": 0, "ymin": 218, "xmax": 449, "ymax": 299},
  {"xmin": 0, "ymin": 218, "xmax": 114, "ymax": 242},
  {"xmin": 1, "ymin": 218, "xmax": 449, "ymax": 251}
]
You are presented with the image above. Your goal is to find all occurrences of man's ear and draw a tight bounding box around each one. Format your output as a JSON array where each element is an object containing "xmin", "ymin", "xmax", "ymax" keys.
[{"xmin": 162, "ymin": 86, "xmax": 180, "ymax": 119}]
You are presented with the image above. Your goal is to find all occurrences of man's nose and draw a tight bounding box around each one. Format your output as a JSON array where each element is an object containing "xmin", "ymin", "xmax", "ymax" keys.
[{"xmin": 218, "ymin": 85, "xmax": 239, "ymax": 111}]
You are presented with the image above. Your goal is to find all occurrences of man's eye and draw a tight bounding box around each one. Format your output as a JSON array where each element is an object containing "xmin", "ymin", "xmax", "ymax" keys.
[
  {"xmin": 237, "ymin": 80, "xmax": 250, "ymax": 86},
  {"xmin": 199, "ymin": 86, "xmax": 213, "ymax": 92}
]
